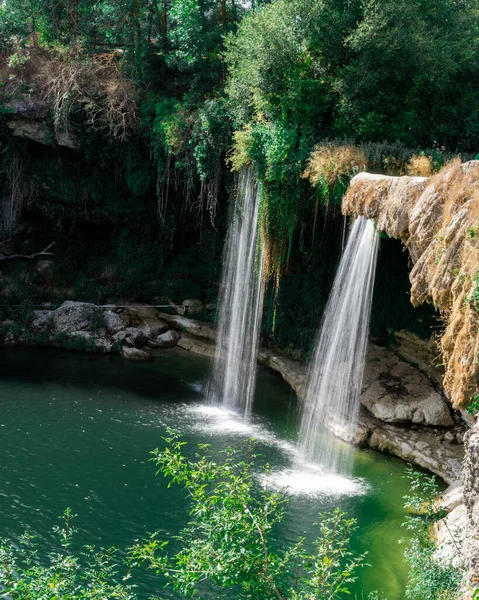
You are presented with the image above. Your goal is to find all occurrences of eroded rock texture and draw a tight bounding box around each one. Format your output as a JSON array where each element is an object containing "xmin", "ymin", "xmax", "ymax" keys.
[
  {"xmin": 463, "ymin": 422, "xmax": 479, "ymax": 580},
  {"xmin": 343, "ymin": 160, "xmax": 479, "ymax": 408}
]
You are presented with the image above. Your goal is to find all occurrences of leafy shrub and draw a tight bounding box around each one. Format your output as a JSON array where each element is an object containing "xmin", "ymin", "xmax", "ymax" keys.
[
  {"xmin": 302, "ymin": 143, "xmax": 367, "ymax": 189},
  {"xmin": 466, "ymin": 394, "xmax": 479, "ymax": 416},
  {"xmin": 402, "ymin": 467, "xmax": 462, "ymax": 600},
  {"xmin": 133, "ymin": 433, "xmax": 369, "ymax": 599},
  {"xmin": 0, "ymin": 435, "xmax": 385, "ymax": 600},
  {"xmin": 406, "ymin": 155, "xmax": 434, "ymax": 177},
  {"xmin": 0, "ymin": 509, "xmax": 136, "ymax": 600}
]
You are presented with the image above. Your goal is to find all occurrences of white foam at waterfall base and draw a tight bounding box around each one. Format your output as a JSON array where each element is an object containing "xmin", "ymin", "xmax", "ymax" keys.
[
  {"xmin": 187, "ymin": 404, "xmax": 293, "ymax": 451},
  {"xmin": 206, "ymin": 169, "xmax": 264, "ymax": 416},
  {"xmin": 180, "ymin": 404, "xmax": 366, "ymax": 498},
  {"xmin": 260, "ymin": 467, "xmax": 367, "ymax": 499},
  {"xmin": 299, "ymin": 216, "xmax": 379, "ymax": 475}
]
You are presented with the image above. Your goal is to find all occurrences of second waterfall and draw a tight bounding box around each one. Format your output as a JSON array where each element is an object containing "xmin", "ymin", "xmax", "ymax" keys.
[
  {"xmin": 207, "ymin": 169, "xmax": 264, "ymax": 416},
  {"xmin": 299, "ymin": 216, "xmax": 379, "ymax": 474}
]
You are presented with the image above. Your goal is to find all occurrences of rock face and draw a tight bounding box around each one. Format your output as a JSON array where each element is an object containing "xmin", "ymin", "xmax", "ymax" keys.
[
  {"xmin": 121, "ymin": 347, "xmax": 150, "ymax": 361},
  {"xmin": 157, "ymin": 313, "xmax": 216, "ymax": 343},
  {"xmin": 463, "ymin": 422, "xmax": 479, "ymax": 582},
  {"xmin": 156, "ymin": 330, "xmax": 180, "ymax": 348},
  {"xmin": 6, "ymin": 93, "xmax": 77, "ymax": 148},
  {"xmin": 22, "ymin": 301, "xmax": 184, "ymax": 357},
  {"xmin": 258, "ymin": 349, "xmax": 307, "ymax": 398},
  {"xmin": 354, "ymin": 407, "xmax": 462, "ymax": 484},
  {"xmin": 361, "ymin": 345, "xmax": 453, "ymax": 426},
  {"xmin": 343, "ymin": 161, "xmax": 479, "ymax": 408},
  {"xmin": 434, "ymin": 484, "xmax": 467, "ymax": 567},
  {"xmin": 177, "ymin": 333, "xmax": 216, "ymax": 357},
  {"xmin": 393, "ymin": 329, "xmax": 444, "ymax": 388}
]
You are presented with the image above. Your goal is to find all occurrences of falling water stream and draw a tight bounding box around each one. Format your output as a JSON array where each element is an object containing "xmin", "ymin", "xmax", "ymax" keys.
[
  {"xmin": 299, "ymin": 216, "xmax": 379, "ymax": 473},
  {"xmin": 207, "ymin": 169, "xmax": 264, "ymax": 415}
]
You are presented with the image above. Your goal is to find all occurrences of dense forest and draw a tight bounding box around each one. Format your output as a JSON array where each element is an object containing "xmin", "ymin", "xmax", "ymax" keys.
[{"xmin": 1, "ymin": 0, "xmax": 478, "ymax": 354}]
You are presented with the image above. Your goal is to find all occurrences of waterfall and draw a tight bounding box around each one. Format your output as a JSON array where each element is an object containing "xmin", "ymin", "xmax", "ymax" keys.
[
  {"xmin": 207, "ymin": 169, "xmax": 264, "ymax": 416},
  {"xmin": 299, "ymin": 216, "xmax": 379, "ymax": 473}
]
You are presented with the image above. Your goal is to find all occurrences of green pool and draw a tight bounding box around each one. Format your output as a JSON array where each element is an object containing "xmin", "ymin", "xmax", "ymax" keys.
[{"xmin": 0, "ymin": 347, "xmax": 416, "ymax": 598}]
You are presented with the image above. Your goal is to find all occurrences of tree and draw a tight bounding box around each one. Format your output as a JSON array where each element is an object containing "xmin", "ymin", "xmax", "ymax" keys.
[
  {"xmin": 132, "ymin": 432, "xmax": 368, "ymax": 599},
  {"xmin": 224, "ymin": 0, "xmax": 361, "ymax": 127},
  {"xmin": 0, "ymin": 509, "xmax": 136, "ymax": 600},
  {"xmin": 336, "ymin": 0, "xmax": 479, "ymax": 150}
]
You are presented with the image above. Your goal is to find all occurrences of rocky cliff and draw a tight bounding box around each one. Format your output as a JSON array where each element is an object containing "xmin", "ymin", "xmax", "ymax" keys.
[
  {"xmin": 343, "ymin": 160, "xmax": 479, "ymax": 409},
  {"xmin": 342, "ymin": 160, "xmax": 479, "ymax": 591}
]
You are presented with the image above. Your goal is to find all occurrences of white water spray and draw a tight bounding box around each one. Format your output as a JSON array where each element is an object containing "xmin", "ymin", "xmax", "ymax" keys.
[
  {"xmin": 207, "ymin": 169, "xmax": 264, "ymax": 416},
  {"xmin": 299, "ymin": 216, "xmax": 379, "ymax": 473}
]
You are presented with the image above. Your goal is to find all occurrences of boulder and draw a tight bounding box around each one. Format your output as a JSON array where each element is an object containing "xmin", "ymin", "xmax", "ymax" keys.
[
  {"xmin": 176, "ymin": 334, "xmax": 215, "ymax": 357},
  {"xmin": 139, "ymin": 318, "xmax": 169, "ymax": 338},
  {"xmin": 156, "ymin": 329, "xmax": 180, "ymax": 348},
  {"xmin": 181, "ymin": 299, "xmax": 204, "ymax": 315},
  {"xmin": 112, "ymin": 330, "xmax": 129, "ymax": 344},
  {"xmin": 30, "ymin": 310, "xmax": 54, "ymax": 334},
  {"xmin": 157, "ymin": 313, "xmax": 216, "ymax": 342},
  {"xmin": 361, "ymin": 345, "xmax": 453, "ymax": 426},
  {"xmin": 123, "ymin": 327, "xmax": 147, "ymax": 348},
  {"xmin": 121, "ymin": 347, "xmax": 150, "ymax": 361},
  {"xmin": 104, "ymin": 311, "xmax": 125, "ymax": 335},
  {"xmin": 52, "ymin": 301, "xmax": 104, "ymax": 335},
  {"xmin": 92, "ymin": 336, "xmax": 113, "ymax": 353}
]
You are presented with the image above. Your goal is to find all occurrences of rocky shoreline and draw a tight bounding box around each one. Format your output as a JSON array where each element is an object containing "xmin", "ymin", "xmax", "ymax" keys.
[
  {"xmin": 155, "ymin": 310, "xmax": 465, "ymax": 484},
  {"xmin": 3, "ymin": 298, "xmax": 474, "ymax": 587},
  {"xmin": 5, "ymin": 300, "xmax": 466, "ymax": 485}
]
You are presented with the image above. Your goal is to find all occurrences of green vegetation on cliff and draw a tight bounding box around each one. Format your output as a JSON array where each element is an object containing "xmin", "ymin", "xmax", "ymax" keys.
[{"xmin": 0, "ymin": 0, "xmax": 477, "ymax": 352}]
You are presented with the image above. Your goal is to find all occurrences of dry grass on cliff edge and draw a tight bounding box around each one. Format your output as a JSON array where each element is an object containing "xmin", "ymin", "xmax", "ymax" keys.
[{"xmin": 343, "ymin": 159, "xmax": 479, "ymax": 408}]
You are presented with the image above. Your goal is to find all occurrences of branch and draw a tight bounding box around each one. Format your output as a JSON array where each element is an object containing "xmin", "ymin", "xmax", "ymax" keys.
[
  {"xmin": 0, "ymin": 242, "xmax": 56, "ymax": 261},
  {"xmin": 242, "ymin": 503, "xmax": 285, "ymax": 600}
]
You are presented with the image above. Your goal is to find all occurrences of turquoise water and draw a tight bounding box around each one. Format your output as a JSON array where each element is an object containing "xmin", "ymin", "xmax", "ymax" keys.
[{"xmin": 0, "ymin": 347, "xmax": 415, "ymax": 598}]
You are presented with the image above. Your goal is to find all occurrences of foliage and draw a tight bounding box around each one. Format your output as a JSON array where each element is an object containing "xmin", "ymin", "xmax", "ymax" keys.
[
  {"xmin": 0, "ymin": 438, "xmax": 386, "ymax": 599},
  {"xmin": 133, "ymin": 432, "xmax": 368, "ymax": 599},
  {"xmin": 39, "ymin": 47, "xmax": 138, "ymax": 141},
  {"xmin": 402, "ymin": 467, "xmax": 462, "ymax": 600},
  {"xmin": 406, "ymin": 155, "xmax": 434, "ymax": 177},
  {"xmin": 465, "ymin": 270, "xmax": 479, "ymax": 313},
  {"xmin": 302, "ymin": 144, "xmax": 367, "ymax": 190},
  {"xmin": 337, "ymin": 0, "xmax": 479, "ymax": 150},
  {"xmin": 358, "ymin": 141, "xmax": 464, "ymax": 176},
  {"xmin": 0, "ymin": 0, "xmax": 476, "ymax": 353},
  {"xmin": 224, "ymin": 0, "xmax": 360, "ymax": 128},
  {"xmin": 0, "ymin": 508, "xmax": 136, "ymax": 599},
  {"xmin": 466, "ymin": 394, "xmax": 479, "ymax": 416}
]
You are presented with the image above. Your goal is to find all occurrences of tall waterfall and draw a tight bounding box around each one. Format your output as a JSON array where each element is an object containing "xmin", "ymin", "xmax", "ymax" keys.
[
  {"xmin": 299, "ymin": 216, "xmax": 379, "ymax": 473},
  {"xmin": 207, "ymin": 169, "xmax": 264, "ymax": 416}
]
